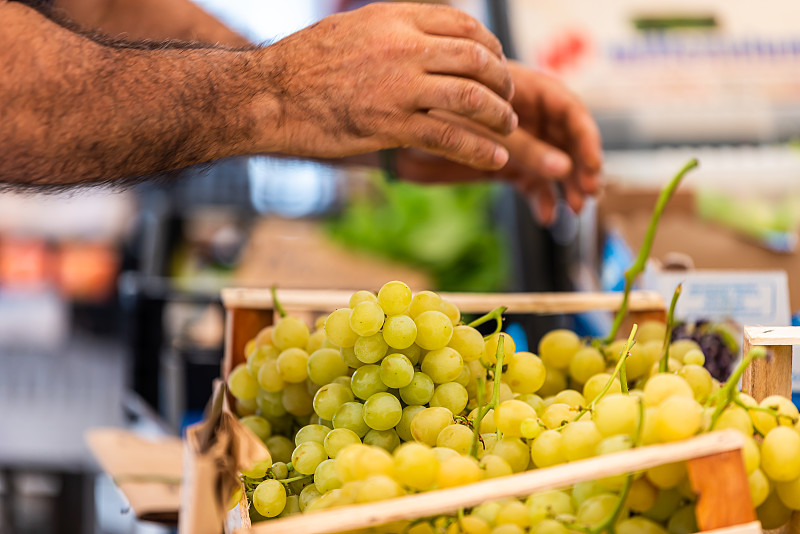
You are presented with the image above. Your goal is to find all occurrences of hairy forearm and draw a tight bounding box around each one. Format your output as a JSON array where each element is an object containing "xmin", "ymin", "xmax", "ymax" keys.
[
  {"xmin": 0, "ymin": 2, "xmax": 275, "ymax": 186},
  {"xmin": 52, "ymin": 0, "xmax": 250, "ymax": 46}
]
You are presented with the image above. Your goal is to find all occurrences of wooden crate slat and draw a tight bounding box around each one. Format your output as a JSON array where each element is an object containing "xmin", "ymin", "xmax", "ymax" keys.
[
  {"xmin": 744, "ymin": 326, "xmax": 800, "ymax": 346},
  {"xmin": 704, "ymin": 522, "xmax": 762, "ymax": 534},
  {"xmin": 688, "ymin": 449, "xmax": 756, "ymax": 529},
  {"xmin": 221, "ymin": 288, "xmax": 666, "ymax": 315},
  {"xmin": 741, "ymin": 326, "xmax": 799, "ymax": 402},
  {"xmin": 237, "ymin": 431, "xmax": 744, "ymax": 534}
]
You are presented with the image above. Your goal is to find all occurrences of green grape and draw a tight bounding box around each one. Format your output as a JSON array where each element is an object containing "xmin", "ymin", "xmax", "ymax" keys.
[
  {"xmin": 382, "ymin": 315, "xmax": 417, "ymax": 349},
  {"xmin": 538, "ymin": 366, "xmax": 568, "ymax": 397},
  {"xmin": 291, "ymin": 441, "xmax": 328, "ymax": 475},
  {"xmin": 479, "ymin": 454, "xmax": 513, "ymax": 479},
  {"xmin": 527, "ymin": 490, "xmax": 573, "ymax": 524},
  {"xmin": 541, "ymin": 403, "xmax": 576, "ymax": 430},
  {"xmin": 655, "ymin": 396, "xmax": 702, "ymax": 442},
  {"xmin": 304, "ymin": 487, "xmax": 344, "ymax": 511},
  {"xmin": 646, "ymin": 462, "xmax": 686, "ymax": 489},
  {"xmin": 649, "ymin": 358, "xmax": 682, "ymax": 377},
  {"xmin": 298, "ymin": 484, "xmax": 322, "ymax": 512},
  {"xmin": 240, "ymin": 415, "xmax": 272, "ymax": 442},
  {"xmin": 435, "ymin": 424, "xmax": 473, "ymax": 455},
  {"xmin": 636, "ymin": 320, "xmax": 667, "ymax": 344},
  {"xmin": 254, "ymin": 325, "xmax": 275, "ymax": 348},
  {"xmin": 454, "ymin": 364, "xmax": 471, "ymax": 387},
  {"xmin": 314, "ymin": 458, "xmax": 343, "ymax": 493},
  {"xmin": 643, "ymin": 373, "xmax": 694, "ymax": 406},
  {"xmin": 278, "ymin": 494, "xmax": 300, "ymax": 518},
  {"xmin": 235, "ymin": 397, "xmax": 257, "ymax": 417},
  {"xmin": 621, "ymin": 343, "xmax": 650, "ymax": 381},
  {"xmin": 448, "ymin": 325, "xmax": 485, "ymax": 362},
  {"xmin": 568, "ymin": 346, "xmax": 606, "ymax": 384},
  {"xmin": 396, "ymin": 405, "xmax": 426, "ymax": 442},
  {"xmin": 349, "ymin": 364, "xmax": 388, "ymax": 400},
  {"xmin": 338, "ymin": 346, "xmax": 362, "ymax": 369},
  {"xmin": 244, "ymin": 337, "xmax": 257, "ymax": 358},
  {"xmin": 576, "ymin": 493, "xmax": 620, "ymax": 527},
  {"xmin": 626, "ymin": 476, "xmax": 657, "ymax": 513},
  {"xmin": 531, "ymin": 430, "xmax": 565, "ymax": 468},
  {"xmin": 265, "ymin": 435, "xmax": 294, "ymax": 464},
  {"xmin": 276, "ymin": 348, "xmax": 309, "ymax": 383},
  {"xmin": 582, "ymin": 372, "xmax": 621, "ymax": 403},
  {"xmin": 411, "ymin": 407, "xmax": 454, "ymax": 446},
  {"xmin": 253, "ymin": 479, "xmax": 287, "ymax": 517},
  {"xmin": 740, "ymin": 435, "xmax": 760, "ymax": 475},
  {"xmin": 762, "ymin": 426, "xmax": 800, "ymax": 481},
  {"xmin": 380, "ymin": 353, "xmax": 415, "ymax": 388},
  {"xmin": 396, "ymin": 343, "xmax": 422, "ymax": 365},
  {"xmin": 354, "ymin": 333, "xmax": 389, "ymax": 364},
  {"xmin": 325, "ymin": 308, "xmax": 359, "ymax": 348},
  {"xmin": 356, "ymin": 474, "xmax": 403, "ymax": 503},
  {"xmin": 312, "ymin": 383, "xmax": 354, "ymax": 421},
  {"xmin": 377, "ymin": 281, "xmax": 412, "ymax": 316},
  {"xmin": 430, "ymin": 382, "xmax": 469, "ymax": 415},
  {"xmin": 247, "ymin": 346, "xmax": 278, "ymax": 377},
  {"xmin": 750, "ymin": 468, "xmax": 771, "ymax": 508},
  {"xmin": 273, "ymin": 316, "xmax": 310, "ymax": 351},
  {"xmin": 350, "ymin": 301, "xmax": 385, "ymax": 337},
  {"xmin": 714, "ymin": 405, "xmax": 753, "ymax": 436},
  {"xmin": 492, "ymin": 437, "xmax": 531, "ymax": 473},
  {"xmin": 437, "ymin": 454, "xmax": 482, "ymax": 488},
  {"xmin": 757, "ymin": 490, "xmax": 793, "ymax": 529},
  {"xmin": 571, "ymin": 480, "xmax": 610, "ymax": 510},
  {"xmin": 349, "ymin": 290, "xmax": 377, "ymax": 308},
  {"xmin": 503, "ymin": 351, "xmax": 546, "ymax": 394},
  {"xmin": 518, "ymin": 393, "xmax": 546, "ymax": 415},
  {"xmin": 333, "ymin": 401, "xmax": 370, "ymax": 437},
  {"xmin": 305, "ymin": 329, "xmax": 327, "ymax": 354},
  {"xmin": 683, "ymin": 348, "xmax": 705, "ymax": 366},
  {"xmin": 617, "ymin": 517, "xmax": 667, "ymax": 534},
  {"xmin": 560, "ymin": 420, "xmax": 602, "ymax": 461},
  {"xmin": 752, "ymin": 395, "xmax": 799, "ymax": 436},
  {"xmin": 472, "ymin": 501, "xmax": 502, "ymax": 526},
  {"xmin": 228, "ymin": 363, "xmax": 259, "ymax": 400},
  {"xmin": 281, "ymin": 382, "xmax": 313, "ymax": 416},
  {"xmin": 323, "ymin": 427, "xmax": 361, "ymax": 458},
  {"xmin": 538, "ymin": 329, "xmax": 581, "ymax": 370},
  {"xmin": 669, "ymin": 339, "xmax": 702, "ymax": 363},
  {"xmin": 552, "ymin": 389, "xmax": 585, "ymax": 409},
  {"xmin": 495, "ymin": 500, "xmax": 529, "ymax": 528},
  {"xmin": 335, "ymin": 444, "xmax": 394, "ymax": 482},
  {"xmin": 494, "ymin": 399, "xmax": 537, "ymax": 438},
  {"xmin": 408, "ymin": 291, "xmax": 443, "ymax": 319},
  {"xmin": 364, "ymin": 428, "xmax": 401, "ymax": 452},
  {"xmin": 307, "ymin": 348, "xmax": 348, "ymax": 385},
  {"xmin": 483, "ymin": 332, "xmax": 515, "ymax": 365},
  {"xmin": 400, "ymin": 372, "xmax": 435, "ymax": 405},
  {"xmin": 363, "ymin": 392, "xmax": 402, "ymax": 431},
  {"xmin": 414, "ymin": 310, "xmax": 454, "ymax": 350},
  {"xmin": 392, "ymin": 442, "xmax": 438, "ymax": 490},
  {"xmin": 270, "ymin": 461, "xmax": 289, "ymax": 480},
  {"xmin": 241, "ymin": 455, "xmax": 272, "ymax": 478},
  {"xmin": 294, "ymin": 423, "xmax": 331, "ymax": 446},
  {"xmin": 520, "ymin": 418, "xmax": 544, "ymax": 439},
  {"xmin": 665, "ymin": 504, "xmax": 697, "ymax": 533},
  {"xmin": 440, "ymin": 299, "xmax": 461, "ymax": 326},
  {"xmin": 528, "ymin": 519, "xmax": 568, "ymax": 534},
  {"xmin": 642, "ymin": 488, "xmax": 681, "ymax": 522},
  {"xmin": 421, "ymin": 347, "xmax": 464, "ymax": 383},
  {"xmin": 593, "ymin": 393, "xmax": 640, "ymax": 437},
  {"xmin": 678, "ymin": 364, "xmax": 713, "ymax": 402}
]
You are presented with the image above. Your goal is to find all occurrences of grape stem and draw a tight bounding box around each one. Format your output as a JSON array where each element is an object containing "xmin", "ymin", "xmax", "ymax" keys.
[
  {"xmin": 277, "ymin": 474, "xmax": 313, "ymax": 485},
  {"xmin": 603, "ymin": 158, "xmax": 698, "ymax": 345},
  {"xmin": 271, "ymin": 285, "xmax": 288, "ymax": 319},
  {"xmin": 571, "ymin": 325, "xmax": 638, "ymax": 424},
  {"xmin": 707, "ymin": 347, "xmax": 767, "ymax": 430},
  {"xmin": 470, "ymin": 335, "xmax": 505, "ymax": 458},
  {"xmin": 658, "ymin": 284, "xmax": 682, "ymax": 373},
  {"xmin": 467, "ymin": 306, "xmax": 508, "ymax": 335}
]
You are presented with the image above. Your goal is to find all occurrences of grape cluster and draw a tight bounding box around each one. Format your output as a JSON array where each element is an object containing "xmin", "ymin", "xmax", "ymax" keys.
[
  {"xmin": 227, "ymin": 281, "xmax": 799, "ymax": 532},
  {"xmin": 671, "ymin": 320, "xmax": 737, "ymax": 382}
]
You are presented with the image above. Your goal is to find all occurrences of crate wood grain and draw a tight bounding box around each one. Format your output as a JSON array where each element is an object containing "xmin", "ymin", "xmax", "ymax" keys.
[
  {"xmin": 235, "ymin": 430, "xmax": 753, "ymax": 534},
  {"xmin": 742, "ymin": 326, "xmax": 800, "ymax": 402}
]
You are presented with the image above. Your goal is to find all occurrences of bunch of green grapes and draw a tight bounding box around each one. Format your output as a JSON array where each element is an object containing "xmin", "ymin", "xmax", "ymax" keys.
[{"xmin": 228, "ymin": 281, "xmax": 800, "ymax": 532}]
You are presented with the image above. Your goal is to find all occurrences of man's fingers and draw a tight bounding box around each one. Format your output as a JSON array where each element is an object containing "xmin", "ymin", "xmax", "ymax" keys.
[
  {"xmin": 400, "ymin": 112, "xmax": 509, "ymax": 170},
  {"xmin": 505, "ymin": 129, "xmax": 573, "ymax": 181},
  {"xmin": 414, "ymin": 76, "xmax": 517, "ymax": 136},
  {"xmin": 412, "ymin": 5, "xmax": 505, "ymax": 60},
  {"xmin": 423, "ymin": 37, "xmax": 514, "ymax": 100}
]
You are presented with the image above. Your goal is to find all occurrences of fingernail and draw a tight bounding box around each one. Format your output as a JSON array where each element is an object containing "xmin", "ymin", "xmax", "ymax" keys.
[
  {"xmin": 509, "ymin": 112, "xmax": 519, "ymax": 131},
  {"xmin": 543, "ymin": 152, "xmax": 571, "ymax": 176},
  {"xmin": 493, "ymin": 146, "xmax": 509, "ymax": 168}
]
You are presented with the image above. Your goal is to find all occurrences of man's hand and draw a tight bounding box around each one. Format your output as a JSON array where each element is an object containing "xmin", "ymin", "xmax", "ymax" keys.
[
  {"xmin": 395, "ymin": 62, "xmax": 603, "ymax": 224},
  {"xmin": 254, "ymin": 3, "xmax": 517, "ymax": 171}
]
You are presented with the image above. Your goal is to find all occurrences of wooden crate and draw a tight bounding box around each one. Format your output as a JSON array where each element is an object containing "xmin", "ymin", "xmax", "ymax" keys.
[{"xmin": 216, "ymin": 288, "xmax": 763, "ymax": 534}]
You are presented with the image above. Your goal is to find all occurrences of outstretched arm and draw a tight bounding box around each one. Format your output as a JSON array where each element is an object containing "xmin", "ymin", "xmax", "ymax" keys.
[
  {"xmin": 51, "ymin": 0, "xmax": 250, "ymax": 46},
  {"xmin": 0, "ymin": 2, "xmax": 515, "ymax": 187}
]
